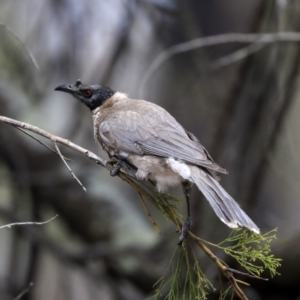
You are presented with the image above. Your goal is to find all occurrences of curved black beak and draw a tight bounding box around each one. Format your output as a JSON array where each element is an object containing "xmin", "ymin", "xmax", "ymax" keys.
[
  {"xmin": 54, "ymin": 83, "xmax": 74, "ymax": 94},
  {"xmin": 55, "ymin": 79, "xmax": 82, "ymax": 94}
]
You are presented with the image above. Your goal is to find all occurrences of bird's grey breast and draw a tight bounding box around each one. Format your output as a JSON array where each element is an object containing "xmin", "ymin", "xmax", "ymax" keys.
[{"xmin": 92, "ymin": 105, "xmax": 115, "ymax": 154}]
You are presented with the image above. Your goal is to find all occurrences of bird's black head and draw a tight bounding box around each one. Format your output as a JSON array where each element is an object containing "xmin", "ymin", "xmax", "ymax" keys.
[{"xmin": 55, "ymin": 79, "xmax": 115, "ymax": 110}]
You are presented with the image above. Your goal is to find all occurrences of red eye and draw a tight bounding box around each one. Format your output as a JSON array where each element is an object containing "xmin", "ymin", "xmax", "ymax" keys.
[{"xmin": 84, "ymin": 90, "xmax": 92, "ymax": 98}]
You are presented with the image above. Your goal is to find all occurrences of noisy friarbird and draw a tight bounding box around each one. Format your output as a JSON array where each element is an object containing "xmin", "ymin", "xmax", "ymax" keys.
[{"xmin": 55, "ymin": 79, "xmax": 260, "ymax": 243}]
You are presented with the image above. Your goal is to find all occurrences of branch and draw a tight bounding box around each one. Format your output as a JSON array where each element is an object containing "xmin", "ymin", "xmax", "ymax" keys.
[
  {"xmin": 0, "ymin": 215, "xmax": 58, "ymax": 230},
  {"xmin": 14, "ymin": 126, "xmax": 71, "ymax": 161},
  {"xmin": 226, "ymin": 267, "xmax": 268, "ymax": 281},
  {"xmin": 212, "ymin": 42, "xmax": 267, "ymax": 70},
  {"xmin": 187, "ymin": 231, "xmax": 248, "ymax": 300},
  {"xmin": 138, "ymin": 192, "xmax": 161, "ymax": 235},
  {"xmin": 140, "ymin": 31, "xmax": 300, "ymax": 97},
  {"xmin": 0, "ymin": 115, "xmax": 107, "ymax": 167},
  {"xmin": 53, "ymin": 141, "xmax": 86, "ymax": 192}
]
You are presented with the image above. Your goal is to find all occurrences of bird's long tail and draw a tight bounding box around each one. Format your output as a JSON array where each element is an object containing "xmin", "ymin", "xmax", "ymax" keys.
[{"xmin": 190, "ymin": 167, "xmax": 260, "ymax": 234}]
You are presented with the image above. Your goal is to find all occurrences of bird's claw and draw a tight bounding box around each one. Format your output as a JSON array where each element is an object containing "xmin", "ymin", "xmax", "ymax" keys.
[
  {"xmin": 110, "ymin": 162, "xmax": 122, "ymax": 176},
  {"xmin": 178, "ymin": 216, "xmax": 193, "ymax": 245},
  {"xmin": 108, "ymin": 156, "xmax": 137, "ymax": 177}
]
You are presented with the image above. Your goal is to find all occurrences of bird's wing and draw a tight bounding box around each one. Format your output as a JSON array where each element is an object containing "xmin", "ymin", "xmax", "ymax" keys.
[{"xmin": 98, "ymin": 104, "xmax": 227, "ymax": 173}]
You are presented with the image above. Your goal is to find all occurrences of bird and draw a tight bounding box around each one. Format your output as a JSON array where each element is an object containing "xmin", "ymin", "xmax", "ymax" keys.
[{"xmin": 55, "ymin": 79, "xmax": 260, "ymax": 243}]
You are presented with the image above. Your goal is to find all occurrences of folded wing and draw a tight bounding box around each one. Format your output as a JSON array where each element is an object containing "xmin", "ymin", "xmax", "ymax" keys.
[{"xmin": 98, "ymin": 104, "xmax": 227, "ymax": 174}]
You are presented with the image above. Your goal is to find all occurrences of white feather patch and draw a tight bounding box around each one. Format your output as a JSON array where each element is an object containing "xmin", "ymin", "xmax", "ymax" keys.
[{"xmin": 166, "ymin": 158, "xmax": 191, "ymax": 180}]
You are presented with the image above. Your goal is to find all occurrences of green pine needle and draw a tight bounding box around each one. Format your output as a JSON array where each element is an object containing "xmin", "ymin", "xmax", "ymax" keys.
[
  {"xmin": 218, "ymin": 228, "xmax": 282, "ymax": 277},
  {"xmin": 219, "ymin": 286, "xmax": 234, "ymax": 300},
  {"xmin": 148, "ymin": 228, "xmax": 281, "ymax": 300},
  {"xmin": 148, "ymin": 247, "xmax": 214, "ymax": 300}
]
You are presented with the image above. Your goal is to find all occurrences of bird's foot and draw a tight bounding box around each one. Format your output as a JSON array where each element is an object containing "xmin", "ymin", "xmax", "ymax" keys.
[
  {"xmin": 107, "ymin": 156, "xmax": 137, "ymax": 177},
  {"xmin": 110, "ymin": 161, "xmax": 122, "ymax": 177},
  {"xmin": 178, "ymin": 216, "xmax": 192, "ymax": 245},
  {"xmin": 107, "ymin": 156, "xmax": 123, "ymax": 176}
]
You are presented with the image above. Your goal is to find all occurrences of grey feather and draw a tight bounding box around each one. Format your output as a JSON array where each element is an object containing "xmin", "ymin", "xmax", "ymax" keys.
[
  {"xmin": 190, "ymin": 167, "xmax": 260, "ymax": 234},
  {"xmin": 98, "ymin": 99, "xmax": 227, "ymax": 173}
]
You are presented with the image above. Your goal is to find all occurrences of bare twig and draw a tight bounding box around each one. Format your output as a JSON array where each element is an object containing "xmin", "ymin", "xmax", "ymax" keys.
[
  {"xmin": 14, "ymin": 282, "xmax": 34, "ymax": 300},
  {"xmin": 0, "ymin": 215, "xmax": 58, "ymax": 230},
  {"xmin": 235, "ymin": 279, "xmax": 250, "ymax": 287},
  {"xmin": 53, "ymin": 141, "xmax": 87, "ymax": 192},
  {"xmin": 14, "ymin": 126, "xmax": 72, "ymax": 161},
  {"xmin": 140, "ymin": 32, "xmax": 300, "ymax": 98},
  {"xmin": 212, "ymin": 42, "xmax": 267, "ymax": 70},
  {"xmin": 188, "ymin": 231, "xmax": 248, "ymax": 300},
  {"xmin": 0, "ymin": 115, "xmax": 107, "ymax": 167},
  {"xmin": 0, "ymin": 21, "xmax": 39, "ymax": 70},
  {"xmin": 138, "ymin": 192, "xmax": 161, "ymax": 235},
  {"xmin": 226, "ymin": 267, "xmax": 269, "ymax": 281}
]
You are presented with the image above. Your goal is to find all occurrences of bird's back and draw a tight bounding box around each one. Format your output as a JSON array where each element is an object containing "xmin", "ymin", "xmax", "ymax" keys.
[{"xmin": 93, "ymin": 93, "xmax": 226, "ymax": 174}]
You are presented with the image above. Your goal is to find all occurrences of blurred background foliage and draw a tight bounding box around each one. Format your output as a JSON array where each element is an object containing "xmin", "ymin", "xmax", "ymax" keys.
[{"xmin": 0, "ymin": 0, "xmax": 300, "ymax": 299}]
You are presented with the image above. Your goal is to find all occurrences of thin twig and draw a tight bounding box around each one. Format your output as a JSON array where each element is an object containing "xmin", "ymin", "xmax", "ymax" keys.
[
  {"xmin": 0, "ymin": 21, "xmax": 39, "ymax": 70},
  {"xmin": 14, "ymin": 282, "xmax": 34, "ymax": 300},
  {"xmin": 53, "ymin": 141, "xmax": 87, "ymax": 192},
  {"xmin": 14, "ymin": 126, "xmax": 72, "ymax": 161},
  {"xmin": 138, "ymin": 192, "xmax": 161, "ymax": 235},
  {"xmin": 0, "ymin": 215, "xmax": 58, "ymax": 230},
  {"xmin": 188, "ymin": 231, "xmax": 248, "ymax": 300},
  {"xmin": 235, "ymin": 279, "xmax": 250, "ymax": 287},
  {"xmin": 212, "ymin": 41, "xmax": 267, "ymax": 70},
  {"xmin": 226, "ymin": 267, "xmax": 269, "ymax": 281},
  {"xmin": 140, "ymin": 31, "xmax": 300, "ymax": 98},
  {"xmin": 0, "ymin": 115, "xmax": 107, "ymax": 167}
]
